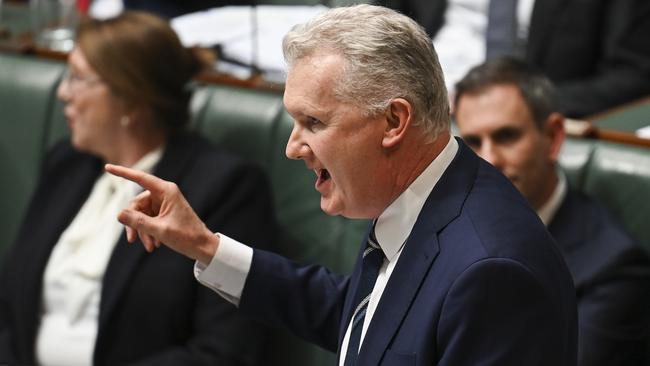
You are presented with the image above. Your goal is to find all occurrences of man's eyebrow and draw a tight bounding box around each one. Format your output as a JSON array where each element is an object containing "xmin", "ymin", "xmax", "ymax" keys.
[{"xmin": 491, "ymin": 126, "xmax": 520, "ymax": 135}]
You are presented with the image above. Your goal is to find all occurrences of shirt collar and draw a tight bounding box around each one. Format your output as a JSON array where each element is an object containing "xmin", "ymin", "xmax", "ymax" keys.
[
  {"xmin": 374, "ymin": 136, "xmax": 458, "ymax": 262},
  {"xmin": 537, "ymin": 169, "xmax": 567, "ymax": 226}
]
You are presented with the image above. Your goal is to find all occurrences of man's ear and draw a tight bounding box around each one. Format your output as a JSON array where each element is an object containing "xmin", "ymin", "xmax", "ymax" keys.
[
  {"xmin": 383, "ymin": 98, "xmax": 412, "ymax": 148},
  {"xmin": 545, "ymin": 112, "xmax": 566, "ymax": 162}
]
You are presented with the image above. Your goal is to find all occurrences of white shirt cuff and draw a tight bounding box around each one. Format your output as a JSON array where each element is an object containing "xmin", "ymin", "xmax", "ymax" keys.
[{"xmin": 193, "ymin": 233, "xmax": 253, "ymax": 306}]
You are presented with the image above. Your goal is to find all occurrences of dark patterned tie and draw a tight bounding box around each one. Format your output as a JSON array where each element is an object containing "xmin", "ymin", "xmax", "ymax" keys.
[
  {"xmin": 485, "ymin": 0, "xmax": 519, "ymax": 59},
  {"xmin": 343, "ymin": 231, "xmax": 385, "ymax": 366}
]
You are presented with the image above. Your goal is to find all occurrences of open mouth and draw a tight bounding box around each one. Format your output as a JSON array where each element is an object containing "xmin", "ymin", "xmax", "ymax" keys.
[{"xmin": 315, "ymin": 169, "xmax": 331, "ymax": 188}]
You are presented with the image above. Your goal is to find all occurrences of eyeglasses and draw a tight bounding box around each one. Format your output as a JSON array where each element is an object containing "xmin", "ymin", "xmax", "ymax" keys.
[{"xmin": 61, "ymin": 68, "xmax": 103, "ymax": 92}]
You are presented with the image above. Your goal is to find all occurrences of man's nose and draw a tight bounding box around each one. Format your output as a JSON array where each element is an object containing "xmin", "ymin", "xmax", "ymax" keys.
[
  {"xmin": 480, "ymin": 143, "xmax": 504, "ymax": 170},
  {"xmin": 285, "ymin": 123, "xmax": 310, "ymax": 160},
  {"xmin": 57, "ymin": 78, "xmax": 71, "ymax": 103}
]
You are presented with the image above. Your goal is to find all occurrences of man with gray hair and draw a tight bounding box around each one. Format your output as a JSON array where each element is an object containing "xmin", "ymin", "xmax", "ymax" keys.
[{"xmin": 106, "ymin": 5, "xmax": 577, "ymax": 365}]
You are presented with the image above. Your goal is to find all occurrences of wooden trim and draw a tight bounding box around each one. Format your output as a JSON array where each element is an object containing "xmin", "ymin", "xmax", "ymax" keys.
[{"xmin": 593, "ymin": 128, "xmax": 650, "ymax": 149}]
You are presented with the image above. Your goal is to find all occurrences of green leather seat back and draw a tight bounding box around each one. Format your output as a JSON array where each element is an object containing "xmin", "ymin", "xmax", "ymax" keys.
[
  {"xmin": 193, "ymin": 85, "xmax": 284, "ymax": 168},
  {"xmin": 188, "ymin": 84, "xmax": 214, "ymax": 128},
  {"xmin": 47, "ymin": 98, "xmax": 69, "ymax": 148},
  {"xmin": 0, "ymin": 53, "xmax": 65, "ymax": 257},
  {"xmin": 559, "ymin": 137, "xmax": 596, "ymax": 189},
  {"xmin": 582, "ymin": 142, "xmax": 650, "ymax": 252}
]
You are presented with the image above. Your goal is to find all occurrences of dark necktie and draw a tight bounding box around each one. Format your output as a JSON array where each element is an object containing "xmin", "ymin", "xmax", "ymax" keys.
[
  {"xmin": 343, "ymin": 231, "xmax": 385, "ymax": 366},
  {"xmin": 485, "ymin": 0, "xmax": 519, "ymax": 59}
]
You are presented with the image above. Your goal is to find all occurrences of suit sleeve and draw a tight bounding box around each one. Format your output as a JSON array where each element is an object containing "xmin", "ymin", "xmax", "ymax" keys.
[
  {"xmin": 238, "ymin": 249, "xmax": 349, "ymax": 353},
  {"xmin": 437, "ymin": 258, "xmax": 576, "ymax": 366},
  {"xmin": 555, "ymin": 0, "xmax": 650, "ymax": 117},
  {"xmin": 123, "ymin": 161, "xmax": 277, "ymax": 366},
  {"xmin": 576, "ymin": 248, "xmax": 650, "ymax": 366}
]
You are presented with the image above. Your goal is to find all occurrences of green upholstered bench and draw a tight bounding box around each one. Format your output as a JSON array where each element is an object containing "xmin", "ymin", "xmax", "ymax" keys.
[
  {"xmin": 0, "ymin": 54, "xmax": 66, "ymax": 259},
  {"xmin": 559, "ymin": 138, "xmax": 650, "ymax": 254},
  {"xmin": 2, "ymin": 52, "xmax": 650, "ymax": 364},
  {"xmin": 559, "ymin": 138, "xmax": 650, "ymax": 365}
]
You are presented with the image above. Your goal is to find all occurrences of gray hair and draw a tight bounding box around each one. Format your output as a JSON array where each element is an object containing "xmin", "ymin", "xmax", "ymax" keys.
[{"xmin": 283, "ymin": 4, "xmax": 449, "ymax": 140}]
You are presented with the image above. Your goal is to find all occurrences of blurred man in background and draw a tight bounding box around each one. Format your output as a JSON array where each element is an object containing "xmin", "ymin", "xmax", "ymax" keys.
[{"xmin": 454, "ymin": 57, "xmax": 650, "ymax": 366}]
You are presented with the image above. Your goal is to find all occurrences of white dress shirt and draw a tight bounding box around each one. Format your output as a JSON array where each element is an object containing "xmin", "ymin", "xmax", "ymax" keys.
[
  {"xmin": 195, "ymin": 136, "xmax": 459, "ymax": 365},
  {"xmin": 537, "ymin": 170, "xmax": 568, "ymax": 227},
  {"xmin": 36, "ymin": 148, "xmax": 162, "ymax": 366},
  {"xmin": 434, "ymin": 0, "xmax": 535, "ymax": 91}
]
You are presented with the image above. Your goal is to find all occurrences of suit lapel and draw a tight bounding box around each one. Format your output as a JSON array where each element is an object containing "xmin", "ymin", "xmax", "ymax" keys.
[
  {"xmin": 357, "ymin": 139, "xmax": 480, "ymax": 365},
  {"xmin": 548, "ymin": 193, "xmax": 583, "ymax": 251},
  {"xmin": 17, "ymin": 150, "xmax": 101, "ymax": 360},
  {"xmin": 527, "ymin": 0, "xmax": 567, "ymax": 61},
  {"xmin": 98, "ymin": 133, "xmax": 198, "ymax": 329},
  {"xmin": 547, "ymin": 192, "xmax": 585, "ymax": 284}
]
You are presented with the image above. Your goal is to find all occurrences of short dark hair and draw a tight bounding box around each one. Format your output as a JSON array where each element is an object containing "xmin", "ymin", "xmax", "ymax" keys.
[
  {"xmin": 454, "ymin": 57, "xmax": 556, "ymax": 129},
  {"xmin": 77, "ymin": 11, "xmax": 213, "ymax": 134}
]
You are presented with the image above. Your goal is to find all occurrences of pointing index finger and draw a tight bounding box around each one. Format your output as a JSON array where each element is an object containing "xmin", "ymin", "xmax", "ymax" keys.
[{"xmin": 105, "ymin": 164, "xmax": 165, "ymax": 194}]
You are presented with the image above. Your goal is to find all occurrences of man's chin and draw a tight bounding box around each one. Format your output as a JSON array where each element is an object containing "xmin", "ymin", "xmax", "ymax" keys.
[{"xmin": 320, "ymin": 197, "xmax": 341, "ymax": 217}]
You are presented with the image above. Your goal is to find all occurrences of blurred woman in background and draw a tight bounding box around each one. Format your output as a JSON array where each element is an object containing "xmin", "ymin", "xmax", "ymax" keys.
[{"xmin": 0, "ymin": 11, "xmax": 276, "ymax": 366}]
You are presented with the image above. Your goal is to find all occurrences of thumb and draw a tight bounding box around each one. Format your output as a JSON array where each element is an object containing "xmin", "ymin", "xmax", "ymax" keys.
[{"xmin": 118, "ymin": 208, "xmax": 163, "ymax": 242}]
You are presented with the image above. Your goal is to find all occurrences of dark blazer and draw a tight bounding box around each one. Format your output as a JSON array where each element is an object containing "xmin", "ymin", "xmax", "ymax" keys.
[
  {"xmin": 0, "ymin": 133, "xmax": 276, "ymax": 365},
  {"xmin": 384, "ymin": 0, "xmax": 650, "ymax": 117},
  {"xmin": 239, "ymin": 139, "xmax": 578, "ymax": 365},
  {"xmin": 549, "ymin": 190, "xmax": 650, "ymax": 366}
]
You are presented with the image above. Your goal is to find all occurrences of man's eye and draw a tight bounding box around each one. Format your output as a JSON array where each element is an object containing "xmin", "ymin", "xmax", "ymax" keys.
[
  {"xmin": 463, "ymin": 136, "xmax": 481, "ymax": 149},
  {"xmin": 306, "ymin": 117, "xmax": 324, "ymax": 129},
  {"xmin": 493, "ymin": 128, "xmax": 521, "ymax": 144}
]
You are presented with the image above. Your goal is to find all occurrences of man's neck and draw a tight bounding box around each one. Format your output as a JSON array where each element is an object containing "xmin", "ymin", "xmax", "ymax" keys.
[{"xmin": 390, "ymin": 130, "xmax": 451, "ymax": 199}]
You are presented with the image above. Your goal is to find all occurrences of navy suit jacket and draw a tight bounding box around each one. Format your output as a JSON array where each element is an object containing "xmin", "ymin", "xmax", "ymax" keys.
[
  {"xmin": 550, "ymin": 190, "xmax": 650, "ymax": 366},
  {"xmin": 239, "ymin": 139, "xmax": 577, "ymax": 365},
  {"xmin": 384, "ymin": 0, "xmax": 650, "ymax": 117},
  {"xmin": 0, "ymin": 133, "xmax": 276, "ymax": 365}
]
